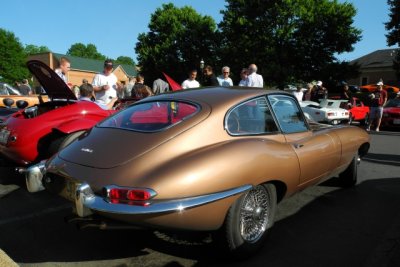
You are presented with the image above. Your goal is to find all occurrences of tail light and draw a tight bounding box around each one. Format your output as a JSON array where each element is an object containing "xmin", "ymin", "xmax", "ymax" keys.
[
  {"xmin": 327, "ymin": 112, "xmax": 336, "ymax": 117},
  {"xmin": 104, "ymin": 186, "xmax": 157, "ymax": 205}
]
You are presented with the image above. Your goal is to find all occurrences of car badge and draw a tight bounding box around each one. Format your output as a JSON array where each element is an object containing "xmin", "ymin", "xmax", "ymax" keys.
[{"xmin": 81, "ymin": 148, "xmax": 93, "ymax": 153}]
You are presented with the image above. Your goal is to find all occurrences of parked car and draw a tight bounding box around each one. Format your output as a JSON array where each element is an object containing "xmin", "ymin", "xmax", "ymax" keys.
[
  {"xmin": 300, "ymin": 99, "xmax": 350, "ymax": 125},
  {"xmin": 26, "ymin": 87, "xmax": 370, "ymax": 258},
  {"xmin": 381, "ymin": 97, "xmax": 400, "ymax": 128},
  {"xmin": 335, "ymin": 97, "xmax": 370, "ymax": 125},
  {"xmin": 0, "ymin": 82, "xmax": 48, "ymax": 108},
  {"xmin": 360, "ymin": 84, "xmax": 400, "ymax": 93},
  {"xmin": 0, "ymin": 60, "xmax": 116, "ymax": 167}
]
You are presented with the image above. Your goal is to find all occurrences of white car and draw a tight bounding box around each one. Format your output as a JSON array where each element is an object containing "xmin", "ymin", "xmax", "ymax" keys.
[{"xmin": 300, "ymin": 99, "xmax": 350, "ymax": 125}]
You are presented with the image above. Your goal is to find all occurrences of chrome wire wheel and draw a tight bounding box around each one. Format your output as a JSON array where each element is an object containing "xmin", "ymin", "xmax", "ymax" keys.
[
  {"xmin": 239, "ymin": 185, "xmax": 271, "ymax": 243},
  {"xmin": 217, "ymin": 183, "xmax": 276, "ymax": 257}
]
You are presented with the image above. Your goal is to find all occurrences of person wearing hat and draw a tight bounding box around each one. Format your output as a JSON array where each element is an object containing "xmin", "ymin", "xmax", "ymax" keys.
[
  {"xmin": 310, "ymin": 80, "xmax": 328, "ymax": 102},
  {"xmin": 92, "ymin": 59, "xmax": 121, "ymax": 105},
  {"xmin": 367, "ymin": 81, "xmax": 387, "ymax": 132}
]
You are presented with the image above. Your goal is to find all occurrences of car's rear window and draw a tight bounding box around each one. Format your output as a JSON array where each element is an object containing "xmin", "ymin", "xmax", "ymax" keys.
[{"xmin": 98, "ymin": 101, "xmax": 199, "ymax": 132}]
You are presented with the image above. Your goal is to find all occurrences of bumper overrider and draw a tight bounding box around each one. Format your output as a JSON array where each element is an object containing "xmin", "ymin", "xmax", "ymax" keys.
[{"xmin": 26, "ymin": 162, "xmax": 252, "ymax": 218}]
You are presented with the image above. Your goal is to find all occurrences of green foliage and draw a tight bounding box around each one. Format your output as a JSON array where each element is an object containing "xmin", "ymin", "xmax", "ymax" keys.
[
  {"xmin": 385, "ymin": 0, "xmax": 400, "ymax": 80},
  {"xmin": 0, "ymin": 28, "xmax": 30, "ymax": 83},
  {"xmin": 115, "ymin": 56, "xmax": 136, "ymax": 66},
  {"xmin": 67, "ymin": 43, "xmax": 106, "ymax": 60},
  {"xmin": 135, "ymin": 3, "xmax": 219, "ymax": 83},
  {"xmin": 24, "ymin": 44, "xmax": 50, "ymax": 55},
  {"xmin": 216, "ymin": 0, "xmax": 361, "ymax": 86}
]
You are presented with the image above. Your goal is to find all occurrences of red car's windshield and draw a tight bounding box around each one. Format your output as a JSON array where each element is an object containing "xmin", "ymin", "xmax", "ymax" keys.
[{"xmin": 99, "ymin": 101, "xmax": 199, "ymax": 132}]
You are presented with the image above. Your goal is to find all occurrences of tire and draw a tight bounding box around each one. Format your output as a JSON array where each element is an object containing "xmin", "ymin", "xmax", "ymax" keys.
[
  {"xmin": 339, "ymin": 155, "xmax": 359, "ymax": 187},
  {"xmin": 47, "ymin": 130, "xmax": 86, "ymax": 157},
  {"xmin": 215, "ymin": 183, "xmax": 277, "ymax": 259},
  {"xmin": 360, "ymin": 113, "xmax": 369, "ymax": 126}
]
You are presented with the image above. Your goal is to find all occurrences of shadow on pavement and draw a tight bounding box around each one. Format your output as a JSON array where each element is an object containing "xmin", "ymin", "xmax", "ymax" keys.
[{"xmin": 1, "ymin": 177, "xmax": 399, "ymax": 267}]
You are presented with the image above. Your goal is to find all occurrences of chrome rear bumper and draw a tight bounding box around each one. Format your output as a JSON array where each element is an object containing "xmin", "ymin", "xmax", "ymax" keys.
[{"xmin": 74, "ymin": 183, "xmax": 252, "ymax": 218}]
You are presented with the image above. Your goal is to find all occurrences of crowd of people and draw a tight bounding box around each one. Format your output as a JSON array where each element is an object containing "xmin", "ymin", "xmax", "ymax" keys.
[{"xmin": 9, "ymin": 57, "xmax": 398, "ymax": 131}]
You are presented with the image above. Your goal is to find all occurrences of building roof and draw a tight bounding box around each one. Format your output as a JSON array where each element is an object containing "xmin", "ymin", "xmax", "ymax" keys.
[
  {"xmin": 350, "ymin": 48, "xmax": 399, "ymax": 69},
  {"xmin": 53, "ymin": 53, "xmax": 137, "ymax": 77}
]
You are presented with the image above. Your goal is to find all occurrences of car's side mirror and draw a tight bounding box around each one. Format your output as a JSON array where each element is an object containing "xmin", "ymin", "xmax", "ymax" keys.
[
  {"xmin": 3, "ymin": 98, "xmax": 14, "ymax": 108},
  {"xmin": 16, "ymin": 100, "xmax": 29, "ymax": 109}
]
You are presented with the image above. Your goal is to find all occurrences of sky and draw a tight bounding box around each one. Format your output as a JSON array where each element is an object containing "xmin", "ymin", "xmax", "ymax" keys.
[{"xmin": 0, "ymin": 0, "xmax": 397, "ymax": 63}]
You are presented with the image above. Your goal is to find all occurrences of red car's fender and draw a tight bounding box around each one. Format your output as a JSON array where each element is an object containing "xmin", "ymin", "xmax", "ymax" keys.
[{"xmin": 54, "ymin": 118, "xmax": 101, "ymax": 135}]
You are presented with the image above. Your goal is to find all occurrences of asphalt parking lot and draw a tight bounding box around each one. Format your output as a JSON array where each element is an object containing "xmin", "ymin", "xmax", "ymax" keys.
[{"xmin": 0, "ymin": 130, "xmax": 399, "ymax": 267}]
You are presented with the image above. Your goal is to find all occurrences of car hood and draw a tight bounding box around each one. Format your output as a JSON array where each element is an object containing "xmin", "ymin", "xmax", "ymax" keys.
[{"xmin": 27, "ymin": 60, "xmax": 77, "ymax": 100}]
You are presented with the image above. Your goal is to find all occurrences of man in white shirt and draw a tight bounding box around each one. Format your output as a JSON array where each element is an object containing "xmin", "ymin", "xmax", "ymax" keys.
[
  {"xmin": 246, "ymin": 64, "xmax": 264, "ymax": 87},
  {"xmin": 293, "ymin": 85, "xmax": 304, "ymax": 102},
  {"xmin": 92, "ymin": 59, "xmax": 121, "ymax": 105},
  {"xmin": 217, "ymin": 66, "xmax": 233, "ymax": 86},
  {"xmin": 54, "ymin": 57, "xmax": 71, "ymax": 84},
  {"xmin": 181, "ymin": 69, "xmax": 200, "ymax": 89}
]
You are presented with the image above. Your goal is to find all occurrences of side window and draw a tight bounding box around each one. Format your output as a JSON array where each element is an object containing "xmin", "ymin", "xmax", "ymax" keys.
[
  {"xmin": 268, "ymin": 95, "xmax": 308, "ymax": 133},
  {"xmin": 226, "ymin": 97, "xmax": 278, "ymax": 135}
]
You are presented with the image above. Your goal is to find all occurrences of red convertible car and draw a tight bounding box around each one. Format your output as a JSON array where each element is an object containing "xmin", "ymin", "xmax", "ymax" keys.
[
  {"xmin": 342, "ymin": 97, "xmax": 369, "ymax": 125},
  {"xmin": 0, "ymin": 60, "xmax": 115, "ymax": 167},
  {"xmin": 26, "ymin": 87, "xmax": 370, "ymax": 258}
]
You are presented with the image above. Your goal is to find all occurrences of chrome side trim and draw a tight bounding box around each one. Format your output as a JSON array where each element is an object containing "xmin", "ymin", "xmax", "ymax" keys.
[
  {"xmin": 25, "ymin": 161, "xmax": 46, "ymax": 193},
  {"xmin": 75, "ymin": 183, "xmax": 252, "ymax": 217}
]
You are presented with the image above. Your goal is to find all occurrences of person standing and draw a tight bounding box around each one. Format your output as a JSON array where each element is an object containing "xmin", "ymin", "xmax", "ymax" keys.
[
  {"xmin": 246, "ymin": 64, "xmax": 263, "ymax": 87},
  {"xmin": 238, "ymin": 68, "xmax": 248, "ymax": 86},
  {"xmin": 340, "ymin": 83, "xmax": 351, "ymax": 100},
  {"xmin": 54, "ymin": 57, "xmax": 71, "ymax": 84},
  {"xmin": 202, "ymin": 65, "xmax": 219, "ymax": 86},
  {"xmin": 311, "ymin": 81, "xmax": 327, "ymax": 102},
  {"xmin": 181, "ymin": 69, "xmax": 200, "ymax": 89},
  {"xmin": 92, "ymin": 59, "xmax": 120, "ymax": 105},
  {"xmin": 293, "ymin": 85, "xmax": 304, "ymax": 102},
  {"xmin": 79, "ymin": 83, "xmax": 117, "ymax": 110},
  {"xmin": 123, "ymin": 76, "xmax": 136, "ymax": 98},
  {"xmin": 153, "ymin": 77, "xmax": 169, "ymax": 94},
  {"xmin": 18, "ymin": 79, "xmax": 32, "ymax": 95},
  {"xmin": 302, "ymin": 83, "xmax": 313, "ymax": 101},
  {"xmin": 131, "ymin": 74, "xmax": 153, "ymax": 99},
  {"xmin": 217, "ymin": 66, "xmax": 233, "ymax": 87},
  {"xmin": 367, "ymin": 81, "xmax": 388, "ymax": 132}
]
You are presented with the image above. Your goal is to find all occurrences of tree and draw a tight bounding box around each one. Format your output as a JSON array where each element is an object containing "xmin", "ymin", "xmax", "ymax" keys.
[
  {"xmin": 24, "ymin": 44, "xmax": 50, "ymax": 55},
  {"xmin": 0, "ymin": 28, "xmax": 30, "ymax": 83},
  {"xmin": 115, "ymin": 56, "xmax": 135, "ymax": 66},
  {"xmin": 67, "ymin": 43, "xmax": 106, "ymax": 60},
  {"xmin": 218, "ymin": 0, "xmax": 362, "ymax": 86},
  {"xmin": 385, "ymin": 0, "xmax": 400, "ymax": 80},
  {"xmin": 135, "ymin": 3, "xmax": 219, "ymax": 83}
]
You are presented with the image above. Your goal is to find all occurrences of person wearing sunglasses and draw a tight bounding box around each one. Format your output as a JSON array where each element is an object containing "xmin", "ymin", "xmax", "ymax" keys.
[{"xmin": 217, "ymin": 66, "xmax": 233, "ymax": 87}]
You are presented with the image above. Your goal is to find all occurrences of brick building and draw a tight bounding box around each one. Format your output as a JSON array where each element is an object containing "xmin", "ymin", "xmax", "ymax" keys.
[{"xmin": 27, "ymin": 52, "xmax": 137, "ymax": 87}]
